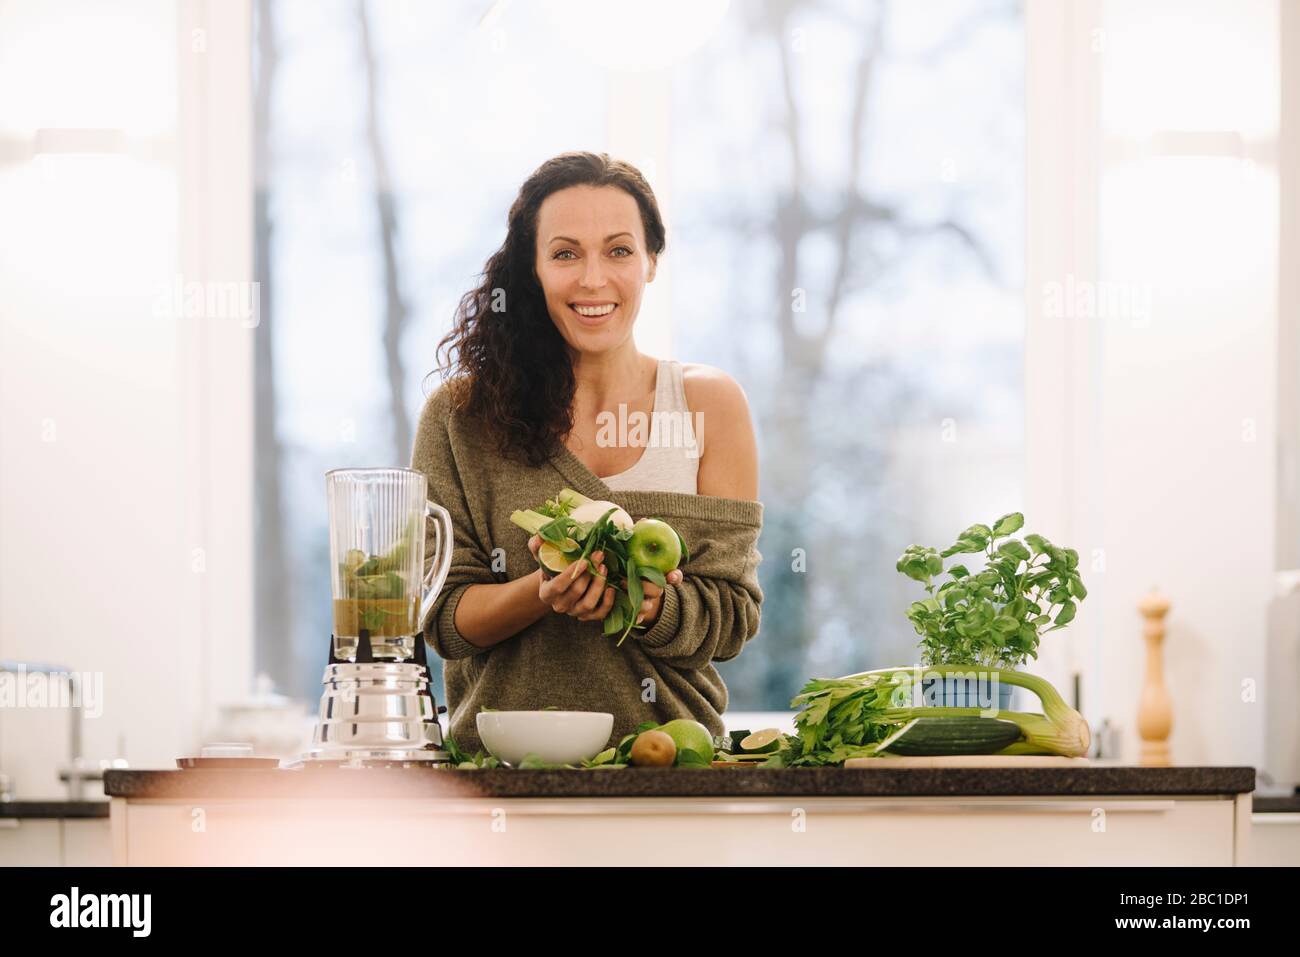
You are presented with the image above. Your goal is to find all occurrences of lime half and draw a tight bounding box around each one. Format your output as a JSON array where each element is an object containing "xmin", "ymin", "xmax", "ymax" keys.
[
  {"xmin": 538, "ymin": 541, "xmax": 577, "ymax": 574},
  {"xmin": 739, "ymin": 728, "xmax": 783, "ymax": 754}
]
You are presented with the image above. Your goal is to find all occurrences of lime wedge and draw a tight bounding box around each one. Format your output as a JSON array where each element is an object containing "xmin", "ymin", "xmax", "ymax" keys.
[
  {"xmin": 739, "ymin": 728, "xmax": 783, "ymax": 754},
  {"xmin": 538, "ymin": 541, "xmax": 577, "ymax": 574}
]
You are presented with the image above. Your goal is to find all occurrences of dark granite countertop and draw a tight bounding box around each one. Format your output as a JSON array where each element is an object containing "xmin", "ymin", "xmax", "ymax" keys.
[
  {"xmin": 1253, "ymin": 793, "xmax": 1300, "ymax": 813},
  {"xmin": 0, "ymin": 800, "xmax": 110, "ymax": 819},
  {"xmin": 104, "ymin": 766, "xmax": 1254, "ymax": 801}
]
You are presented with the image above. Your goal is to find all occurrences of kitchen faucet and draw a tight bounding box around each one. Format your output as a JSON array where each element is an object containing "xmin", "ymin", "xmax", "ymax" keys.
[{"xmin": 0, "ymin": 659, "xmax": 87, "ymax": 801}]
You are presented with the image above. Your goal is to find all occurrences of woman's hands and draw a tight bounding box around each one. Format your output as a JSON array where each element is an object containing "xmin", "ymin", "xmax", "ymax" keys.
[
  {"xmin": 530, "ymin": 535, "xmax": 616, "ymax": 623},
  {"xmin": 528, "ymin": 535, "xmax": 684, "ymax": 627},
  {"xmin": 632, "ymin": 566, "xmax": 684, "ymax": 626}
]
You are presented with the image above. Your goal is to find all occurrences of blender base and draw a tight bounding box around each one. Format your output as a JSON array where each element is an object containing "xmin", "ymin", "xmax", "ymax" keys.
[{"xmin": 295, "ymin": 747, "xmax": 450, "ymax": 767}]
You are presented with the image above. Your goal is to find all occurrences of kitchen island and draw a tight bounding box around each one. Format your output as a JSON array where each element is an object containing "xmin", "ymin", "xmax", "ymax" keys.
[{"xmin": 105, "ymin": 765, "xmax": 1254, "ymax": 866}]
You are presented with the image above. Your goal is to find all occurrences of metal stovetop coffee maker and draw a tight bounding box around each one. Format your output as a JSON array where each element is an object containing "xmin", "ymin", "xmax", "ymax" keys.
[{"xmin": 302, "ymin": 468, "xmax": 454, "ymax": 767}]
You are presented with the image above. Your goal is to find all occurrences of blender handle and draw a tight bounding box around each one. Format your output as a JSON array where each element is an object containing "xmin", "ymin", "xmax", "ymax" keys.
[{"xmin": 420, "ymin": 501, "xmax": 454, "ymax": 630}]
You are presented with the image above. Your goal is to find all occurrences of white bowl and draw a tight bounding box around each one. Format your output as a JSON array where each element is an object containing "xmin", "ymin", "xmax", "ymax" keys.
[{"xmin": 475, "ymin": 711, "xmax": 614, "ymax": 766}]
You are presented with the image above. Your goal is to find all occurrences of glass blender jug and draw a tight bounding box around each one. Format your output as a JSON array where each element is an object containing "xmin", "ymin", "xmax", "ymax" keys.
[{"xmin": 326, "ymin": 468, "xmax": 453, "ymax": 662}]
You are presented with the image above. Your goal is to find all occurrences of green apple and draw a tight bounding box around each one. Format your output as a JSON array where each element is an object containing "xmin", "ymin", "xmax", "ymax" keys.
[
  {"xmin": 628, "ymin": 518, "xmax": 682, "ymax": 574},
  {"xmin": 656, "ymin": 719, "xmax": 714, "ymax": 764}
]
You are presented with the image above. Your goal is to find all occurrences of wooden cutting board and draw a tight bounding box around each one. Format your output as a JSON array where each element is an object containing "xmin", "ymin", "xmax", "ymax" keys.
[{"xmin": 844, "ymin": 755, "xmax": 1090, "ymax": 768}]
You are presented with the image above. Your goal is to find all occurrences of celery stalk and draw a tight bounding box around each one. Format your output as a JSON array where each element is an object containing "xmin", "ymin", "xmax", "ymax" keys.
[
  {"xmin": 509, "ymin": 509, "xmax": 553, "ymax": 536},
  {"xmin": 558, "ymin": 488, "xmax": 593, "ymax": 510}
]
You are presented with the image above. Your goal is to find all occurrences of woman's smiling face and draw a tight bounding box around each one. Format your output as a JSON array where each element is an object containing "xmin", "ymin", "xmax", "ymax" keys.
[{"xmin": 534, "ymin": 185, "xmax": 657, "ymax": 352}]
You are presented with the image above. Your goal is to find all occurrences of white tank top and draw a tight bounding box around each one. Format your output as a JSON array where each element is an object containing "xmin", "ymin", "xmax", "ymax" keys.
[{"xmin": 600, "ymin": 359, "xmax": 700, "ymax": 495}]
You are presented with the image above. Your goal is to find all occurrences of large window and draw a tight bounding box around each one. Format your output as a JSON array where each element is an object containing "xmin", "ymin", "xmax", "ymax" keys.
[
  {"xmin": 254, "ymin": 0, "xmax": 1024, "ymax": 709},
  {"xmin": 669, "ymin": 1, "xmax": 1024, "ymax": 707}
]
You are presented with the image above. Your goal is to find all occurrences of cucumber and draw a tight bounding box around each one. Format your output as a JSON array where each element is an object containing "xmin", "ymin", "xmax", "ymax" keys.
[
  {"xmin": 726, "ymin": 729, "xmax": 751, "ymax": 752},
  {"xmin": 875, "ymin": 717, "xmax": 1023, "ymax": 756}
]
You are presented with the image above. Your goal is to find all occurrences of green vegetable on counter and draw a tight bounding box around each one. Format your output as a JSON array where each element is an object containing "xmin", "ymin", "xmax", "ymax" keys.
[
  {"xmin": 896, "ymin": 512, "xmax": 1088, "ymax": 668},
  {"xmin": 765, "ymin": 664, "xmax": 1091, "ymax": 767},
  {"xmin": 873, "ymin": 716, "xmax": 1023, "ymax": 756},
  {"xmin": 444, "ymin": 735, "xmax": 501, "ymax": 770}
]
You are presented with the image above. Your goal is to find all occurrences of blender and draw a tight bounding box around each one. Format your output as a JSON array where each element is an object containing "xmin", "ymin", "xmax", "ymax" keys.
[{"xmin": 301, "ymin": 468, "xmax": 454, "ymax": 766}]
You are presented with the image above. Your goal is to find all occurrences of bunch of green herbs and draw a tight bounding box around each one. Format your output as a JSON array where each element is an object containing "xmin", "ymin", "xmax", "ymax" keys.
[{"xmin": 895, "ymin": 511, "xmax": 1087, "ymax": 668}]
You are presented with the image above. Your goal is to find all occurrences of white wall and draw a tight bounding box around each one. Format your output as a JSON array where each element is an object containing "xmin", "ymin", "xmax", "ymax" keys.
[
  {"xmin": 1026, "ymin": 0, "xmax": 1283, "ymax": 768},
  {"xmin": 0, "ymin": 0, "xmax": 253, "ymax": 797}
]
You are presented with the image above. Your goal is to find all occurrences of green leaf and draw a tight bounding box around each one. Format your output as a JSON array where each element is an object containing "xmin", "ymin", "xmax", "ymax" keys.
[
  {"xmin": 579, "ymin": 518, "xmax": 605, "ymax": 563},
  {"xmin": 1054, "ymin": 599, "xmax": 1077, "ymax": 626},
  {"xmin": 627, "ymin": 557, "xmax": 643, "ymax": 611},
  {"xmin": 992, "ymin": 512, "xmax": 1024, "ymax": 536},
  {"xmin": 602, "ymin": 605, "xmax": 623, "ymax": 636},
  {"xmin": 675, "ymin": 749, "xmax": 712, "ymax": 768},
  {"xmin": 992, "ymin": 615, "xmax": 1019, "ymax": 634},
  {"xmin": 941, "ymin": 538, "xmax": 986, "ymax": 558},
  {"xmin": 538, "ymin": 521, "xmax": 572, "ymax": 546},
  {"xmin": 585, "ymin": 747, "xmax": 618, "ymax": 767},
  {"xmin": 518, "ymin": 753, "xmax": 557, "ymax": 770},
  {"xmin": 947, "ymin": 564, "xmax": 971, "ymax": 579},
  {"xmin": 899, "ymin": 556, "xmax": 933, "ymax": 582},
  {"xmin": 997, "ymin": 540, "xmax": 1031, "ymax": 562},
  {"xmin": 1067, "ymin": 575, "xmax": 1088, "ymax": 599},
  {"xmin": 638, "ymin": 565, "xmax": 667, "ymax": 588},
  {"xmin": 925, "ymin": 554, "xmax": 944, "ymax": 576},
  {"xmin": 1024, "ymin": 534, "xmax": 1049, "ymax": 554}
]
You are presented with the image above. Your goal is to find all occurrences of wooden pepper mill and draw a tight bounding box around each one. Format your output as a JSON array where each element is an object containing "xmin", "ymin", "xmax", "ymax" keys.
[{"xmin": 1137, "ymin": 589, "xmax": 1173, "ymax": 766}]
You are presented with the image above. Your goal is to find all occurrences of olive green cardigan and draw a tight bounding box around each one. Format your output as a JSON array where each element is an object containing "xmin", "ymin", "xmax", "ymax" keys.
[{"xmin": 411, "ymin": 381, "xmax": 765, "ymax": 754}]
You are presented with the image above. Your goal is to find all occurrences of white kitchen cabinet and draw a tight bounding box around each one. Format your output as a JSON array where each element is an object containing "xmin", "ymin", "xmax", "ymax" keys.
[
  {"xmin": 62, "ymin": 818, "xmax": 113, "ymax": 866},
  {"xmin": 0, "ymin": 818, "xmax": 61, "ymax": 865},
  {"xmin": 0, "ymin": 817, "xmax": 113, "ymax": 866},
  {"xmin": 113, "ymin": 793, "xmax": 1247, "ymax": 866},
  {"xmin": 1249, "ymin": 813, "xmax": 1300, "ymax": 866}
]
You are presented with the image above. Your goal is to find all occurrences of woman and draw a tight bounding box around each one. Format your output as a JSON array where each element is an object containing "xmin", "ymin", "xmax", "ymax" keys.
[{"xmin": 413, "ymin": 151, "xmax": 763, "ymax": 754}]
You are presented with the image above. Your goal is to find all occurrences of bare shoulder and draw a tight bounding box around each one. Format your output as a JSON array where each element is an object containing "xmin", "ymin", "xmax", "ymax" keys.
[
  {"xmin": 679, "ymin": 363, "xmax": 758, "ymax": 500},
  {"xmin": 680, "ymin": 363, "xmax": 752, "ymax": 416}
]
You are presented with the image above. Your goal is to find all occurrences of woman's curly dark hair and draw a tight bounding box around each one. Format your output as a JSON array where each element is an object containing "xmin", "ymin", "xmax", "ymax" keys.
[{"xmin": 429, "ymin": 151, "xmax": 667, "ymax": 468}]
